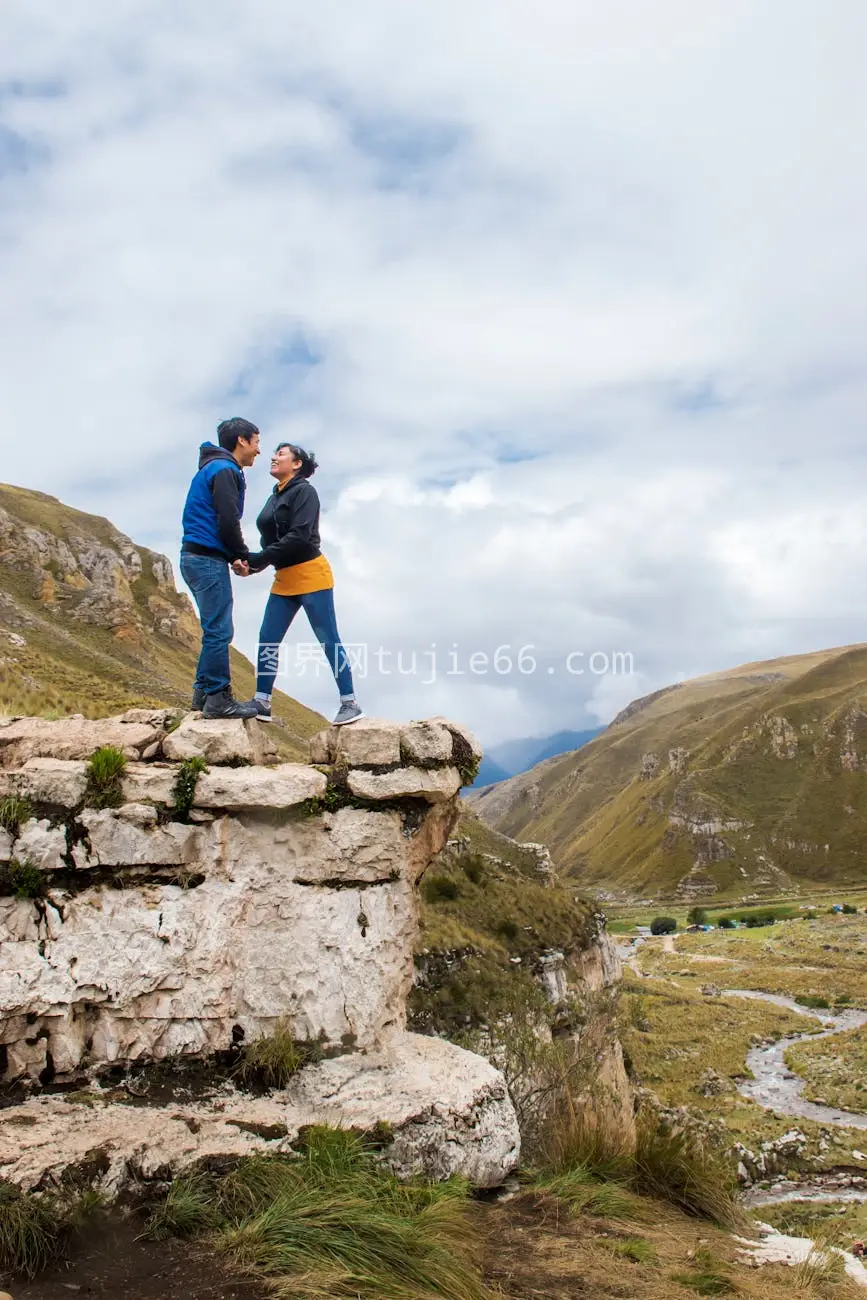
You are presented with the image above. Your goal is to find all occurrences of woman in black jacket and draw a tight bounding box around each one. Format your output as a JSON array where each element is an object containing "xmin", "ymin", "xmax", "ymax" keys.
[{"xmin": 245, "ymin": 443, "xmax": 363, "ymax": 726}]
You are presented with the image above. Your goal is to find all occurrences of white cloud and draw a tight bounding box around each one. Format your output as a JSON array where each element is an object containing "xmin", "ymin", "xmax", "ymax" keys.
[{"xmin": 1, "ymin": 1, "xmax": 867, "ymax": 744}]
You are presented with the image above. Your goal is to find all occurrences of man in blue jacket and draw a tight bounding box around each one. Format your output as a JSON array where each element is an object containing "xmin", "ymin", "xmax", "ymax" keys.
[{"xmin": 181, "ymin": 418, "xmax": 260, "ymax": 718}]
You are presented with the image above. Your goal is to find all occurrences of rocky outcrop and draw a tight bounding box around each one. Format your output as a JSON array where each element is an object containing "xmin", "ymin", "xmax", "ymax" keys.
[{"xmin": 0, "ymin": 711, "xmax": 518, "ymax": 1189}]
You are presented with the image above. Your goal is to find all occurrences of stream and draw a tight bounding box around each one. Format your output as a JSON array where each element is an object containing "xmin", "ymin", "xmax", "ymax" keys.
[{"xmin": 724, "ymin": 989, "xmax": 867, "ymax": 1130}]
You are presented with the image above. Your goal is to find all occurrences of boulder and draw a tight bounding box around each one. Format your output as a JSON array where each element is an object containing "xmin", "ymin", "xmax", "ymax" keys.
[
  {"xmin": 347, "ymin": 766, "xmax": 462, "ymax": 804},
  {"xmin": 162, "ymin": 716, "xmax": 277, "ymax": 766},
  {"xmin": 311, "ymin": 718, "xmax": 402, "ymax": 767},
  {"xmin": 75, "ymin": 808, "xmax": 202, "ymax": 868},
  {"xmin": 399, "ymin": 721, "xmax": 453, "ymax": 765},
  {"xmin": 0, "ymin": 1033, "xmax": 519, "ymax": 1194},
  {"xmin": 193, "ymin": 763, "xmax": 326, "ymax": 810},
  {"xmin": 13, "ymin": 818, "xmax": 67, "ymax": 871},
  {"xmin": 0, "ymin": 716, "xmax": 164, "ymax": 768},
  {"xmin": 16, "ymin": 758, "xmax": 88, "ymax": 806},
  {"xmin": 287, "ymin": 1033, "xmax": 520, "ymax": 1187},
  {"xmin": 0, "ymin": 829, "xmax": 13, "ymax": 862}
]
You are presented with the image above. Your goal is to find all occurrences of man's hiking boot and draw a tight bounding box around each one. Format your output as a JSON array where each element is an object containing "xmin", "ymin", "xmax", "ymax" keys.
[
  {"xmin": 332, "ymin": 701, "xmax": 365, "ymax": 726},
  {"xmin": 249, "ymin": 698, "xmax": 273, "ymax": 723},
  {"xmin": 191, "ymin": 686, "xmax": 205, "ymax": 711},
  {"xmin": 202, "ymin": 689, "xmax": 259, "ymax": 720}
]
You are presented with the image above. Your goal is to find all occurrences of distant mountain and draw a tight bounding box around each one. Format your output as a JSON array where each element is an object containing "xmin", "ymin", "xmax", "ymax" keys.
[
  {"xmin": 470, "ymin": 727, "xmax": 602, "ymax": 788},
  {"xmin": 0, "ymin": 482, "xmax": 325, "ymax": 758},
  {"xmin": 469, "ymin": 645, "xmax": 867, "ymax": 900}
]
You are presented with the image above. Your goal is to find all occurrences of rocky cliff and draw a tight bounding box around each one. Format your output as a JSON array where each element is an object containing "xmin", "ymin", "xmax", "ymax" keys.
[
  {"xmin": 471, "ymin": 643, "xmax": 867, "ymax": 900},
  {"xmin": 0, "ymin": 482, "xmax": 323, "ymax": 753},
  {"xmin": 0, "ymin": 711, "xmax": 520, "ymax": 1192}
]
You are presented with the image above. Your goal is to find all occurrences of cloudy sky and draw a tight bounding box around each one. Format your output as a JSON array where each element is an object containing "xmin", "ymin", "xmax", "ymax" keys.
[{"xmin": 2, "ymin": 2, "xmax": 867, "ymax": 743}]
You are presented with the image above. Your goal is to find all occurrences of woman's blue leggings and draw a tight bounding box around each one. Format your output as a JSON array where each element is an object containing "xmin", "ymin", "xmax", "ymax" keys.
[{"xmin": 256, "ymin": 589, "xmax": 355, "ymax": 697}]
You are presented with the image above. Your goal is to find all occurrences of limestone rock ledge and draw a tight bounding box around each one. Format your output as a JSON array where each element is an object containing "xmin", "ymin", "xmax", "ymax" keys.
[
  {"xmin": 0, "ymin": 711, "xmax": 518, "ymax": 1188},
  {"xmin": 0, "ymin": 1034, "xmax": 519, "ymax": 1194}
]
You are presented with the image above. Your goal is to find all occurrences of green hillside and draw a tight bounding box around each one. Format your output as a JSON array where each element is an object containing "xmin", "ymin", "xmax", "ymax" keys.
[
  {"xmin": 0, "ymin": 482, "xmax": 325, "ymax": 758},
  {"xmin": 471, "ymin": 644, "xmax": 867, "ymax": 900}
]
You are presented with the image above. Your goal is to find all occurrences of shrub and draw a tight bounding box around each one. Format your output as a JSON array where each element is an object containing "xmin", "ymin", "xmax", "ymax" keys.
[
  {"xmin": 795, "ymin": 993, "xmax": 830, "ymax": 1010},
  {"xmin": 842, "ymin": 903, "xmax": 858, "ymax": 915},
  {"xmin": 171, "ymin": 756, "xmax": 208, "ymax": 818},
  {"xmin": 84, "ymin": 746, "xmax": 127, "ymax": 809},
  {"xmin": 650, "ymin": 916, "xmax": 677, "ymax": 936},
  {"xmin": 422, "ymin": 874, "xmax": 460, "ymax": 903},
  {"xmin": 9, "ymin": 858, "xmax": 45, "ymax": 900},
  {"xmin": 686, "ymin": 907, "xmax": 708, "ymax": 926},
  {"xmin": 716, "ymin": 917, "xmax": 735, "ymax": 930},
  {"xmin": 235, "ymin": 1019, "xmax": 310, "ymax": 1090},
  {"xmin": 495, "ymin": 918, "xmax": 519, "ymax": 942},
  {"xmin": 0, "ymin": 794, "xmax": 31, "ymax": 836},
  {"xmin": 460, "ymin": 854, "xmax": 486, "ymax": 885}
]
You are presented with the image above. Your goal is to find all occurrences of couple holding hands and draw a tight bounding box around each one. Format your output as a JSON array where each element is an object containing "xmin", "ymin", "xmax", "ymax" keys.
[{"xmin": 180, "ymin": 417, "xmax": 363, "ymax": 725}]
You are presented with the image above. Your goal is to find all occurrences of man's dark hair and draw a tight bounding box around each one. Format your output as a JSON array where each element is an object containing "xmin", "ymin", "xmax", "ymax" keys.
[
  {"xmin": 277, "ymin": 442, "xmax": 318, "ymax": 479},
  {"xmin": 217, "ymin": 417, "xmax": 260, "ymax": 452}
]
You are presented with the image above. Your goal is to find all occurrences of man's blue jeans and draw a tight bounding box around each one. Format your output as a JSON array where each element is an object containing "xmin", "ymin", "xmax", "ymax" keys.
[
  {"xmin": 256, "ymin": 589, "xmax": 355, "ymax": 697},
  {"xmin": 180, "ymin": 553, "xmax": 233, "ymax": 696}
]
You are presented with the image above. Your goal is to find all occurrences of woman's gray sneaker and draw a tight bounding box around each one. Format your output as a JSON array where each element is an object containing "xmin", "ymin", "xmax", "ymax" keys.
[
  {"xmin": 202, "ymin": 689, "xmax": 259, "ymax": 719},
  {"xmin": 332, "ymin": 701, "xmax": 364, "ymax": 726},
  {"xmin": 249, "ymin": 698, "xmax": 273, "ymax": 722}
]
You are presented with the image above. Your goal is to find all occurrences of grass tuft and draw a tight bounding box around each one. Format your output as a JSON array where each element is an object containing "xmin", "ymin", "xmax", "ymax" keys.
[
  {"xmin": 0, "ymin": 794, "xmax": 32, "ymax": 835},
  {"xmin": 632, "ymin": 1116, "xmax": 744, "ymax": 1231},
  {"xmin": 142, "ymin": 1128, "xmax": 491, "ymax": 1300},
  {"xmin": 84, "ymin": 745, "xmax": 127, "ymax": 809},
  {"xmin": 234, "ymin": 1019, "xmax": 311, "ymax": 1091},
  {"xmin": 142, "ymin": 1174, "xmax": 222, "ymax": 1241},
  {"xmin": 0, "ymin": 1182, "xmax": 58, "ymax": 1279},
  {"xmin": 533, "ymin": 1166, "xmax": 638, "ymax": 1222},
  {"xmin": 8, "ymin": 857, "xmax": 45, "ymax": 900},
  {"xmin": 602, "ymin": 1235, "xmax": 656, "ymax": 1264}
]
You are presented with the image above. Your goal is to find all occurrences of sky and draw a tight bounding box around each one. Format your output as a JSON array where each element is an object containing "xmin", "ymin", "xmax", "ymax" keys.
[{"xmin": 2, "ymin": 1, "xmax": 867, "ymax": 744}]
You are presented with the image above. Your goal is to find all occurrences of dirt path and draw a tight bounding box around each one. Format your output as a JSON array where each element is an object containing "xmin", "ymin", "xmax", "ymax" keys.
[{"xmin": 10, "ymin": 1213, "xmax": 269, "ymax": 1300}]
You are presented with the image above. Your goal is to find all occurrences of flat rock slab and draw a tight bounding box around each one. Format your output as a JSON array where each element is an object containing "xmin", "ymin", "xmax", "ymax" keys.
[
  {"xmin": 0, "ymin": 1033, "xmax": 519, "ymax": 1194},
  {"xmin": 348, "ymin": 765, "xmax": 462, "ymax": 803},
  {"xmin": 399, "ymin": 721, "xmax": 453, "ymax": 764},
  {"xmin": 194, "ymin": 764, "xmax": 326, "ymax": 810},
  {"xmin": 162, "ymin": 716, "xmax": 277, "ymax": 766},
  {"xmin": 13, "ymin": 758, "xmax": 88, "ymax": 806},
  {"xmin": 0, "ymin": 717, "xmax": 165, "ymax": 768},
  {"xmin": 310, "ymin": 717, "xmax": 402, "ymax": 766}
]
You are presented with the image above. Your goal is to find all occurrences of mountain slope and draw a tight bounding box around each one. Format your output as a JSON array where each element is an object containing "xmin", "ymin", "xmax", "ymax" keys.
[
  {"xmin": 470, "ymin": 644, "xmax": 867, "ymax": 900},
  {"xmin": 0, "ymin": 482, "xmax": 325, "ymax": 758}
]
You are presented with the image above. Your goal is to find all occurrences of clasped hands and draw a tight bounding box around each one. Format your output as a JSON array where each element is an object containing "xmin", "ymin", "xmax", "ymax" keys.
[{"xmin": 232, "ymin": 559, "xmax": 252, "ymax": 577}]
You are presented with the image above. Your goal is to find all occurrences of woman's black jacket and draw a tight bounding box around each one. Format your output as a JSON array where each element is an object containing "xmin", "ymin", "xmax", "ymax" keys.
[{"xmin": 246, "ymin": 477, "xmax": 322, "ymax": 571}]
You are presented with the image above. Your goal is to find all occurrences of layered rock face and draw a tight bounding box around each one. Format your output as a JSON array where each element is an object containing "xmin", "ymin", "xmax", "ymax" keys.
[{"xmin": 0, "ymin": 710, "xmax": 518, "ymax": 1189}]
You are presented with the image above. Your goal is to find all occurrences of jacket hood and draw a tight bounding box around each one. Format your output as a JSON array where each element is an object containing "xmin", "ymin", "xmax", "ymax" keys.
[{"xmin": 197, "ymin": 442, "xmax": 238, "ymax": 470}]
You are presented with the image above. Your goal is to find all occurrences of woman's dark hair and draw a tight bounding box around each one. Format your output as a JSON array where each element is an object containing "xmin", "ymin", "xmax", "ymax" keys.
[
  {"xmin": 217, "ymin": 417, "xmax": 260, "ymax": 451},
  {"xmin": 277, "ymin": 442, "xmax": 318, "ymax": 479}
]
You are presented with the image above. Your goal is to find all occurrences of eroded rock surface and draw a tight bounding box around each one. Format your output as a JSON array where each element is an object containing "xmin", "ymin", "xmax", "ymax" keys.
[{"xmin": 0, "ymin": 711, "xmax": 521, "ymax": 1189}]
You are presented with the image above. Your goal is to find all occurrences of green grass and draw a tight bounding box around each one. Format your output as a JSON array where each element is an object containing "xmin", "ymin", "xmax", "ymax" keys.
[
  {"xmin": 84, "ymin": 745, "xmax": 127, "ymax": 809},
  {"xmin": 532, "ymin": 1166, "xmax": 638, "ymax": 1222},
  {"xmin": 602, "ymin": 1235, "xmax": 656, "ymax": 1264},
  {"xmin": 171, "ymin": 756, "xmax": 208, "ymax": 817},
  {"xmin": 670, "ymin": 1247, "xmax": 738, "ymax": 1295},
  {"xmin": 0, "ymin": 794, "xmax": 31, "ymax": 835},
  {"xmin": 0, "ymin": 1181, "xmax": 103, "ymax": 1280},
  {"xmin": 234, "ymin": 1020, "xmax": 312, "ymax": 1090},
  {"xmin": 631, "ymin": 1117, "xmax": 744, "ymax": 1231},
  {"xmin": 786, "ymin": 1025, "xmax": 867, "ymax": 1111},
  {"xmin": 0, "ymin": 1182, "xmax": 59, "ymax": 1278},
  {"xmin": 142, "ymin": 1128, "xmax": 492, "ymax": 1300},
  {"xmin": 8, "ymin": 857, "xmax": 46, "ymax": 899}
]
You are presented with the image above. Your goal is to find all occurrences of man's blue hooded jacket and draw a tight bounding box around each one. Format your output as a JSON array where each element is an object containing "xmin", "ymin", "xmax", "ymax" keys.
[{"xmin": 181, "ymin": 443, "xmax": 249, "ymax": 561}]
